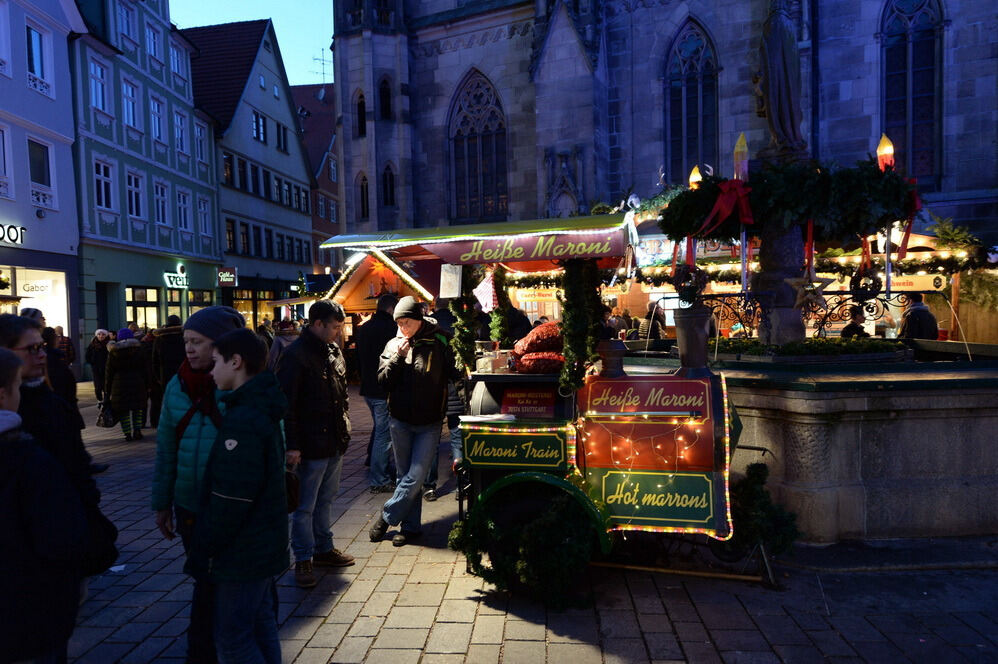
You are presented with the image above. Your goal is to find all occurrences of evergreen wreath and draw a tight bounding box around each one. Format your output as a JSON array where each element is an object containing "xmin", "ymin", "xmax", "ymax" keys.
[
  {"xmin": 489, "ymin": 265, "xmax": 512, "ymax": 349},
  {"xmin": 449, "ymin": 265, "xmax": 481, "ymax": 372},
  {"xmin": 582, "ymin": 259, "xmax": 604, "ymax": 359},
  {"xmin": 558, "ymin": 259, "xmax": 598, "ymax": 394}
]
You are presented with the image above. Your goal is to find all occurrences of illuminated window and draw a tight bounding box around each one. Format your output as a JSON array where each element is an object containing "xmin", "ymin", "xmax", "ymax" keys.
[{"xmin": 665, "ymin": 21, "xmax": 718, "ymax": 184}]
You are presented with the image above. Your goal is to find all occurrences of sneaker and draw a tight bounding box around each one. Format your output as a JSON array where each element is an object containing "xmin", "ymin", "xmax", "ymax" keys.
[
  {"xmin": 294, "ymin": 560, "xmax": 317, "ymax": 588},
  {"xmin": 423, "ymin": 488, "xmax": 438, "ymax": 502},
  {"xmin": 369, "ymin": 516, "xmax": 389, "ymax": 542},
  {"xmin": 392, "ymin": 531, "xmax": 422, "ymax": 547},
  {"xmin": 313, "ymin": 548, "xmax": 355, "ymax": 567},
  {"xmin": 369, "ymin": 483, "xmax": 394, "ymax": 494}
]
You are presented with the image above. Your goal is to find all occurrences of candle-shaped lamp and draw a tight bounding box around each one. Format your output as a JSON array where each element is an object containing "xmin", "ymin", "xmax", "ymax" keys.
[
  {"xmin": 877, "ymin": 134, "xmax": 894, "ymax": 172},
  {"xmin": 733, "ymin": 133, "xmax": 748, "ymax": 181},
  {"xmin": 688, "ymin": 165, "xmax": 702, "ymax": 189}
]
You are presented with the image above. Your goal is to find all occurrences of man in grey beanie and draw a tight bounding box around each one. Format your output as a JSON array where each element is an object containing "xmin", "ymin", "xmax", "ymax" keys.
[{"xmin": 151, "ymin": 304, "xmax": 245, "ymax": 663}]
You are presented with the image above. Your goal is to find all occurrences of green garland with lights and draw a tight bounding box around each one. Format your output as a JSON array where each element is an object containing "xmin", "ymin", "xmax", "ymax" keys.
[
  {"xmin": 449, "ymin": 266, "xmax": 481, "ymax": 372},
  {"xmin": 489, "ymin": 265, "xmax": 512, "ymax": 349},
  {"xmin": 558, "ymin": 259, "xmax": 599, "ymax": 394}
]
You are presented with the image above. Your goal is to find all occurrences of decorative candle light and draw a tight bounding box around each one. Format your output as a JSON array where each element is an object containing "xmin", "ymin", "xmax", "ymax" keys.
[
  {"xmin": 733, "ymin": 133, "xmax": 749, "ymax": 293},
  {"xmin": 688, "ymin": 165, "xmax": 702, "ymax": 189},
  {"xmin": 877, "ymin": 134, "xmax": 895, "ymax": 172}
]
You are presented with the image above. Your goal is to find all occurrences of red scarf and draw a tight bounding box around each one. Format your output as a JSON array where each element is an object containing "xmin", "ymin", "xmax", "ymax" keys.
[{"xmin": 176, "ymin": 359, "xmax": 220, "ymax": 422}]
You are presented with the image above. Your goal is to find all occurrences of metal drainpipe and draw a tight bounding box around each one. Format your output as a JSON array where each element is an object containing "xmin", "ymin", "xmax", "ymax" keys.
[{"xmin": 810, "ymin": 0, "xmax": 820, "ymax": 160}]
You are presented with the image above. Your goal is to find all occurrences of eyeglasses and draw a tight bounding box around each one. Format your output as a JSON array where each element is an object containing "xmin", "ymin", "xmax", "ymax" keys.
[{"xmin": 12, "ymin": 342, "xmax": 45, "ymax": 355}]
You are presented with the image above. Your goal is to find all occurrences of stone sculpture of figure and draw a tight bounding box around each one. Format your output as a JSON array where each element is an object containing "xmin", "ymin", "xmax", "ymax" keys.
[{"xmin": 756, "ymin": 0, "xmax": 807, "ymax": 160}]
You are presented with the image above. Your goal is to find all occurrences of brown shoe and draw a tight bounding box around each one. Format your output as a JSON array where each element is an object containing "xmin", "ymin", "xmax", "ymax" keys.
[
  {"xmin": 294, "ymin": 560, "xmax": 317, "ymax": 588},
  {"xmin": 313, "ymin": 548, "xmax": 355, "ymax": 567}
]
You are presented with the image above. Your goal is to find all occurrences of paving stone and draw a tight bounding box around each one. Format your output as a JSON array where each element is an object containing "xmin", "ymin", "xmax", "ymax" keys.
[
  {"xmin": 293, "ymin": 592, "xmax": 342, "ymax": 617},
  {"xmin": 131, "ymin": 573, "xmax": 187, "ymax": 592},
  {"xmin": 81, "ymin": 604, "xmax": 145, "ymax": 628},
  {"xmin": 698, "ymin": 602, "xmax": 756, "ymax": 630},
  {"xmin": 638, "ymin": 612, "xmax": 673, "ymax": 633},
  {"xmin": 444, "ymin": 576, "xmax": 483, "ymax": 600},
  {"xmin": 884, "ymin": 631, "xmax": 956, "ymax": 660},
  {"xmin": 345, "ymin": 615, "xmax": 385, "ymax": 638},
  {"xmin": 133, "ymin": 600, "xmax": 187, "ymax": 622},
  {"xmin": 711, "ymin": 629, "xmax": 771, "ymax": 652},
  {"xmin": 421, "ymin": 655, "xmax": 465, "ymax": 664},
  {"xmin": 788, "ymin": 610, "xmax": 831, "ymax": 632},
  {"xmin": 339, "ymin": 578, "xmax": 378, "ymax": 604},
  {"xmin": 107, "ymin": 620, "xmax": 160, "ymax": 643},
  {"xmin": 719, "ymin": 652, "xmax": 781, "ymax": 663},
  {"xmin": 307, "ymin": 622, "xmax": 348, "ymax": 648},
  {"xmin": 470, "ymin": 614, "xmax": 505, "ymax": 644},
  {"xmin": 504, "ymin": 619, "xmax": 545, "ymax": 641},
  {"xmin": 292, "ymin": 646, "xmax": 335, "ymax": 664},
  {"xmin": 465, "ymin": 644, "xmax": 501, "ymax": 664},
  {"xmin": 548, "ymin": 612, "xmax": 599, "ymax": 642},
  {"xmin": 396, "ymin": 582, "xmax": 447, "ymax": 606},
  {"xmin": 954, "ymin": 612, "xmax": 998, "ymax": 641},
  {"xmin": 280, "ymin": 639, "xmax": 307, "ymax": 663},
  {"xmin": 437, "ymin": 598, "xmax": 477, "ymax": 623},
  {"xmin": 603, "ymin": 637, "xmax": 651, "ymax": 663},
  {"xmin": 326, "ymin": 602, "xmax": 364, "ymax": 624},
  {"xmin": 425, "ymin": 622, "xmax": 473, "ymax": 653},
  {"xmin": 674, "ymin": 621, "xmax": 709, "ymax": 642},
  {"xmin": 866, "ymin": 613, "xmax": 924, "ymax": 634},
  {"xmin": 410, "ymin": 562, "xmax": 455, "ymax": 583},
  {"xmin": 851, "ymin": 639, "xmax": 910, "ymax": 663},
  {"xmin": 74, "ymin": 641, "xmax": 135, "ymax": 664},
  {"xmin": 600, "ymin": 609, "xmax": 643, "ymax": 638},
  {"xmin": 500, "ymin": 639, "xmax": 548, "ymax": 662},
  {"xmin": 331, "ymin": 636, "xmax": 372, "ymax": 663},
  {"xmin": 384, "ymin": 605, "xmax": 438, "ymax": 629},
  {"xmin": 364, "ymin": 649, "xmax": 423, "ymax": 664},
  {"xmin": 680, "ymin": 641, "xmax": 724, "ymax": 663},
  {"xmin": 772, "ymin": 644, "xmax": 827, "ymax": 663},
  {"xmin": 929, "ymin": 622, "xmax": 991, "ymax": 646},
  {"xmin": 371, "ymin": 627, "xmax": 430, "ymax": 649},
  {"xmin": 67, "ymin": 626, "xmax": 116, "ymax": 658},
  {"xmin": 751, "ymin": 613, "xmax": 811, "ymax": 646},
  {"xmin": 664, "ymin": 601, "xmax": 702, "ymax": 623},
  {"xmin": 119, "ymin": 636, "xmax": 173, "ymax": 663},
  {"xmin": 548, "ymin": 642, "xmax": 604, "ymax": 664},
  {"xmin": 386, "ymin": 555, "xmax": 418, "ymax": 575},
  {"xmin": 280, "ymin": 616, "xmax": 324, "ymax": 641},
  {"xmin": 375, "ymin": 574, "xmax": 408, "ymax": 592},
  {"xmin": 645, "ymin": 632, "xmax": 684, "ymax": 660}
]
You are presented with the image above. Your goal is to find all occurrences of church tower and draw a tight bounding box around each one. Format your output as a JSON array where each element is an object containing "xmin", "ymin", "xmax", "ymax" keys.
[{"xmin": 333, "ymin": 0, "xmax": 413, "ymax": 232}]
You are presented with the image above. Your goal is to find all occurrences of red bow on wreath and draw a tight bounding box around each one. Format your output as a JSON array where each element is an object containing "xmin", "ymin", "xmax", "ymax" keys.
[
  {"xmin": 897, "ymin": 178, "xmax": 922, "ymax": 260},
  {"xmin": 696, "ymin": 180, "xmax": 754, "ymax": 237}
]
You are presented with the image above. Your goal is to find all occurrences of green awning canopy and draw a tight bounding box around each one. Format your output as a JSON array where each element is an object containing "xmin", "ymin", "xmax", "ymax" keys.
[{"xmin": 319, "ymin": 214, "xmax": 628, "ymax": 251}]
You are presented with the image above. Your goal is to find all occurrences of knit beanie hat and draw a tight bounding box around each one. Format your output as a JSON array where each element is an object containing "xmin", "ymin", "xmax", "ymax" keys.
[
  {"xmin": 19, "ymin": 307, "xmax": 43, "ymax": 323},
  {"xmin": 116, "ymin": 328, "xmax": 134, "ymax": 341},
  {"xmin": 166, "ymin": 314, "xmax": 182, "ymax": 326},
  {"xmin": 183, "ymin": 305, "xmax": 245, "ymax": 341},
  {"xmin": 393, "ymin": 296, "xmax": 423, "ymax": 321}
]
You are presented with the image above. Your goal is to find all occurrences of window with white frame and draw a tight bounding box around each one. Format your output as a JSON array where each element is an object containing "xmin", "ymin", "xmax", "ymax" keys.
[
  {"xmin": 150, "ymin": 96, "xmax": 164, "ymax": 141},
  {"xmin": 126, "ymin": 171, "xmax": 142, "ymax": 217},
  {"xmin": 317, "ymin": 196, "xmax": 325, "ymax": 218},
  {"xmin": 25, "ymin": 23, "xmax": 51, "ymax": 95},
  {"xmin": 169, "ymin": 43, "xmax": 185, "ymax": 79},
  {"xmin": 0, "ymin": 2, "xmax": 10, "ymax": 78},
  {"xmin": 153, "ymin": 182, "xmax": 168, "ymax": 224},
  {"xmin": 122, "ymin": 80, "xmax": 138, "ymax": 127},
  {"xmin": 94, "ymin": 161, "xmax": 113, "ymax": 210},
  {"xmin": 276, "ymin": 123, "xmax": 288, "ymax": 152},
  {"xmin": 89, "ymin": 60, "xmax": 107, "ymax": 112},
  {"xmin": 197, "ymin": 197, "xmax": 211, "ymax": 235},
  {"xmin": 118, "ymin": 2, "xmax": 136, "ymax": 41},
  {"xmin": 28, "ymin": 139, "xmax": 51, "ymax": 190},
  {"xmin": 330, "ymin": 200, "xmax": 337, "ymax": 223},
  {"xmin": 145, "ymin": 23, "xmax": 159, "ymax": 60},
  {"xmin": 252, "ymin": 111, "xmax": 267, "ymax": 143},
  {"xmin": 174, "ymin": 111, "xmax": 187, "ymax": 152},
  {"xmin": 194, "ymin": 123, "xmax": 207, "ymax": 162},
  {"xmin": 0, "ymin": 125, "xmax": 10, "ymax": 198},
  {"xmin": 176, "ymin": 191, "xmax": 190, "ymax": 230},
  {"xmin": 258, "ymin": 74, "xmax": 265, "ymax": 89},
  {"xmin": 273, "ymin": 85, "xmax": 279, "ymax": 99},
  {"xmin": 328, "ymin": 156, "xmax": 337, "ymax": 182}
]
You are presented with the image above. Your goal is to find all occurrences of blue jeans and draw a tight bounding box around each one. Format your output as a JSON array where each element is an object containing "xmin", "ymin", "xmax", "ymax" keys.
[
  {"xmin": 213, "ymin": 577, "xmax": 281, "ymax": 664},
  {"xmin": 365, "ymin": 397, "xmax": 394, "ymax": 486},
  {"xmin": 425, "ymin": 414, "xmax": 463, "ymax": 488},
  {"xmin": 383, "ymin": 417, "xmax": 441, "ymax": 533},
  {"xmin": 292, "ymin": 454, "xmax": 343, "ymax": 561}
]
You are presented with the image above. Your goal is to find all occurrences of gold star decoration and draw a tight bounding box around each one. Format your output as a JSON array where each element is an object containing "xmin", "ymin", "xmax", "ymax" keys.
[{"xmin": 785, "ymin": 273, "xmax": 836, "ymax": 310}]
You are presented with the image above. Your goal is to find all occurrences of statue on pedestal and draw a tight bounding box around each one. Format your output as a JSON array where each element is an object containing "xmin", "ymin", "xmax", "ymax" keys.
[{"xmin": 755, "ymin": 0, "xmax": 808, "ymax": 162}]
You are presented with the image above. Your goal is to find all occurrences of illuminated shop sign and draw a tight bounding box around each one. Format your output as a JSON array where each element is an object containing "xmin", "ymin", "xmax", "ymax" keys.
[
  {"xmin": 0, "ymin": 225, "xmax": 27, "ymax": 246},
  {"xmin": 164, "ymin": 264, "xmax": 189, "ymax": 288}
]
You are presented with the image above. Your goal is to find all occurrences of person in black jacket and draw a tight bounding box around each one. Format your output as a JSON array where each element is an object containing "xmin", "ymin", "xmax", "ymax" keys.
[
  {"xmin": 0, "ymin": 347, "xmax": 88, "ymax": 664},
  {"xmin": 151, "ymin": 315, "xmax": 186, "ymax": 427},
  {"xmin": 355, "ymin": 293, "xmax": 398, "ymax": 493},
  {"xmin": 898, "ymin": 292, "xmax": 939, "ymax": 340},
  {"xmin": 106, "ymin": 328, "xmax": 151, "ymax": 441},
  {"xmin": 369, "ymin": 297, "xmax": 462, "ymax": 547},
  {"xmin": 840, "ymin": 306, "xmax": 871, "ymax": 339},
  {"xmin": 42, "ymin": 326, "xmax": 83, "ymax": 424},
  {"xmin": 85, "ymin": 329, "xmax": 110, "ymax": 401},
  {"xmin": 275, "ymin": 301, "xmax": 355, "ymax": 589}
]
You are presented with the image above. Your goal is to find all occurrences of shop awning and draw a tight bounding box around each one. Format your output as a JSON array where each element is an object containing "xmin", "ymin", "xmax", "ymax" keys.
[{"xmin": 320, "ymin": 214, "xmax": 634, "ymax": 266}]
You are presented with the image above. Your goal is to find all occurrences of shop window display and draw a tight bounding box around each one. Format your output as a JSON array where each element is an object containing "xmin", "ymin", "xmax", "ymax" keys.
[{"xmin": 125, "ymin": 286, "xmax": 159, "ymax": 331}]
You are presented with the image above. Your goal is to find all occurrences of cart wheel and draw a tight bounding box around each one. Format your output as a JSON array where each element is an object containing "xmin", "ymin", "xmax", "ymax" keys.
[{"xmin": 707, "ymin": 536, "xmax": 750, "ymax": 563}]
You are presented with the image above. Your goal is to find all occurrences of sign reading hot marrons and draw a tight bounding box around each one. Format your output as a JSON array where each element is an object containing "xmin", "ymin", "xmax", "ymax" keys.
[{"xmin": 217, "ymin": 266, "xmax": 238, "ymax": 288}]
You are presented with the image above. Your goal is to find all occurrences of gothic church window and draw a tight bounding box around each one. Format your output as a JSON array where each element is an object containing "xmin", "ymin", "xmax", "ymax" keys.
[
  {"xmin": 665, "ymin": 21, "xmax": 718, "ymax": 183},
  {"xmin": 382, "ymin": 165, "xmax": 395, "ymax": 207},
  {"xmin": 356, "ymin": 92, "xmax": 367, "ymax": 138},
  {"xmin": 448, "ymin": 71, "xmax": 508, "ymax": 224},
  {"xmin": 379, "ymin": 79, "xmax": 392, "ymax": 121},
  {"xmin": 375, "ymin": 0, "xmax": 392, "ymax": 26},
  {"xmin": 882, "ymin": 0, "xmax": 942, "ymax": 190},
  {"xmin": 358, "ymin": 173, "xmax": 369, "ymax": 219}
]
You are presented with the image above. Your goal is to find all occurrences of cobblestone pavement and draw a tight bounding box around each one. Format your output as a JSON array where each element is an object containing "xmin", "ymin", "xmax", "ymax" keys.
[{"xmin": 68, "ymin": 382, "xmax": 997, "ymax": 663}]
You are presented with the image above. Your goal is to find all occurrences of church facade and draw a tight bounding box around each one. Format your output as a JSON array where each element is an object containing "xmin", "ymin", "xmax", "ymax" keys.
[{"xmin": 332, "ymin": 0, "xmax": 996, "ymax": 243}]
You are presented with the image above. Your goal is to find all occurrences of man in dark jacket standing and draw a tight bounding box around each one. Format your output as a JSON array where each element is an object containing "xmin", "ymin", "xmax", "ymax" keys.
[
  {"xmin": 369, "ymin": 297, "xmax": 462, "ymax": 547},
  {"xmin": 151, "ymin": 315, "xmax": 186, "ymax": 427},
  {"xmin": 898, "ymin": 292, "xmax": 939, "ymax": 340},
  {"xmin": 276, "ymin": 301, "xmax": 355, "ymax": 588},
  {"xmin": 355, "ymin": 293, "xmax": 397, "ymax": 493}
]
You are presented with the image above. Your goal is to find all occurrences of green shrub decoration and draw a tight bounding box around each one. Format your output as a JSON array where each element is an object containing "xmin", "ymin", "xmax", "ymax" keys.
[
  {"xmin": 449, "ymin": 265, "xmax": 481, "ymax": 372},
  {"xmin": 730, "ymin": 463, "xmax": 799, "ymax": 556},
  {"xmin": 489, "ymin": 265, "xmax": 512, "ymax": 349},
  {"xmin": 709, "ymin": 337, "xmax": 905, "ymax": 357},
  {"xmin": 558, "ymin": 259, "xmax": 600, "ymax": 394}
]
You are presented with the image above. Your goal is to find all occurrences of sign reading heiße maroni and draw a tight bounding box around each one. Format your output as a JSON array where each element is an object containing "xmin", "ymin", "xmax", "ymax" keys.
[{"xmin": 430, "ymin": 231, "xmax": 626, "ymax": 265}]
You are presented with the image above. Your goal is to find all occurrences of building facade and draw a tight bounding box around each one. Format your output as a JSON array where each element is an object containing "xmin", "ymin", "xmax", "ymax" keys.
[
  {"xmin": 333, "ymin": 0, "xmax": 996, "ymax": 244},
  {"xmin": 291, "ymin": 83, "xmax": 344, "ymax": 275},
  {"xmin": 185, "ymin": 19, "xmax": 315, "ymax": 329},
  {"xmin": 73, "ymin": 0, "xmax": 220, "ymax": 337},
  {"xmin": 0, "ymin": 0, "xmax": 86, "ymax": 354}
]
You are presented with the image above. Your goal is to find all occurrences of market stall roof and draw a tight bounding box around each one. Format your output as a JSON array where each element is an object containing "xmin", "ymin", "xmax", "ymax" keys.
[{"xmin": 320, "ymin": 214, "xmax": 632, "ymax": 269}]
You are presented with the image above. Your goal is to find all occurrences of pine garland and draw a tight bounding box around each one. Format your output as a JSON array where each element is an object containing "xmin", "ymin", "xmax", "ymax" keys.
[
  {"xmin": 449, "ymin": 266, "xmax": 480, "ymax": 372},
  {"xmin": 489, "ymin": 265, "xmax": 512, "ymax": 349},
  {"xmin": 582, "ymin": 259, "xmax": 603, "ymax": 358},
  {"xmin": 559, "ymin": 259, "xmax": 598, "ymax": 394}
]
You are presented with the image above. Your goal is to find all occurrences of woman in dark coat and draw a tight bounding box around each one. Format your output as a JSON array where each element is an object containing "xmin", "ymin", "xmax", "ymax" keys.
[
  {"xmin": 85, "ymin": 329, "xmax": 110, "ymax": 401},
  {"xmin": 104, "ymin": 328, "xmax": 150, "ymax": 441}
]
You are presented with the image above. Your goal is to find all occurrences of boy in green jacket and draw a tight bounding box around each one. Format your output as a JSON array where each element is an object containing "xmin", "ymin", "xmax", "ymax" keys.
[{"xmin": 186, "ymin": 328, "xmax": 289, "ymax": 664}]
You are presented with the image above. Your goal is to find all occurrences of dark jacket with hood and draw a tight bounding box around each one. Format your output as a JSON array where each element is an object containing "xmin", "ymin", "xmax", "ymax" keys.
[
  {"xmin": 85, "ymin": 337, "xmax": 109, "ymax": 379},
  {"xmin": 378, "ymin": 318, "xmax": 462, "ymax": 426},
  {"xmin": 152, "ymin": 324, "xmax": 186, "ymax": 387},
  {"xmin": 275, "ymin": 328, "xmax": 350, "ymax": 459},
  {"xmin": 898, "ymin": 302, "xmax": 938, "ymax": 340},
  {"xmin": 186, "ymin": 371, "xmax": 289, "ymax": 582},
  {"xmin": 105, "ymin": 337, "xmax": 150, "ymax": 411},
  {"xmin": 355, "ymin": 309, "xmax": 398, "ymax": 399},
  {"xmin": 0, "ymin": 411, "xmax": 87, "ymax": 662}
]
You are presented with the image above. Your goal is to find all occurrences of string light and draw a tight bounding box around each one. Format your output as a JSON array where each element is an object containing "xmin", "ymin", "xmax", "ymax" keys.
[{"xmin": 369, "ymin": 248, "xmax": 434, "ymax": 301}]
